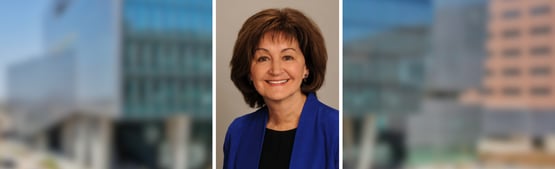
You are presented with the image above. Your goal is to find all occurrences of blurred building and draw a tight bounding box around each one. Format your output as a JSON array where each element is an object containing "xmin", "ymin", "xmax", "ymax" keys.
[
  {"xmin": 407, "ymin": 0, "xmax": 487, "ymax": 165},
  {"xmin": 343, "ymin": 0, "xmax": 432, "ymax": 168},
  {"xmin": 0, "ymin": 103, "xmax": 10, "ymax": 137},
  {"xmin": 7, "ymin": 0, "xmax": 211, "ymax": 169},
  {"xmin": 344, "ymin": 27, "xmax": 428, "ymax": 118},
  {"xmin": 479, "ymin": 0, "xmax": 555, "ymax": 166}
]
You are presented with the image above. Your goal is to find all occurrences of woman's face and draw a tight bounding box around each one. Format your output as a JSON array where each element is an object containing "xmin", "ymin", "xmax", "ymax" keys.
[{"xmin": 250, "ymin": 32, "xmax": 308, "ymax": 103}]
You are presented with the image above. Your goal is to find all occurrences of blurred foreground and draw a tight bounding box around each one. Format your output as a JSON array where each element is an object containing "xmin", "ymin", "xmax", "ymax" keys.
[{"xmin": 0, "ymin": 139, "xmax": 86, "ymax": 169}]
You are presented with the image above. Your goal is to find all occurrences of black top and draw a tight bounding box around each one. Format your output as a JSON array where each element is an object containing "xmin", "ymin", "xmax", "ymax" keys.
[{"xmin": 258, "ymin": 128, "xmax": 297, "ymax": 169}]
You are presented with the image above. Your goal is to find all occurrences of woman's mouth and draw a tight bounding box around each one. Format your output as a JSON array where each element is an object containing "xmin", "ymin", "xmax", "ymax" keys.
[{"xmin": 266, "ymin": 79, "xmax": 288, "ymax": 85}]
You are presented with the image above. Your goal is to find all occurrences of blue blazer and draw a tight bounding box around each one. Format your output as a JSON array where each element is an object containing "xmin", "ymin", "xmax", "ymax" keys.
[{"xmin": 223, "ymin": 93, "xmax": 339, "ymax": 169}]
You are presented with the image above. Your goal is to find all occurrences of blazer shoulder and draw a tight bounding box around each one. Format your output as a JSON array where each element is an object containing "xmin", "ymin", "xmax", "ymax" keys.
[
  {"xmin": 316, "ymin": 101, "xmax": 339, "ymax": 122},
  {"xmin": 227, "ymin": 108, "xmax": 266, "ymax": 133},
  {"xmin": 312, "ymin": 100, "xmax": 339, "ymax": 135}
]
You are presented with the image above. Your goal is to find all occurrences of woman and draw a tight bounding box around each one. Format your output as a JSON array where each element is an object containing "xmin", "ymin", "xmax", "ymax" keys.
[{"xmin": 223, "ymin": 8, "xmax": 338, "ymax": 169}]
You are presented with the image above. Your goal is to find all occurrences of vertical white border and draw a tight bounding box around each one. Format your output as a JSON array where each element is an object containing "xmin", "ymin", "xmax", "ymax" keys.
[
  {"xmin": 211, "ymin": 0, "xmax": 217, "ymax": 168},
  {"xmin": 211, "ymin": 1, "xmax": 343, "ymax": 168},
  {"xmin": 339, "ymin": 0, "xmax": 344, "ymax": 168}
]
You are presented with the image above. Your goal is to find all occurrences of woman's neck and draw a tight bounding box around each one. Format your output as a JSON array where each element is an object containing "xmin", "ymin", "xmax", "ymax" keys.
[{"xmin": 265, "ymin": 93, "xmax": 307, "ymax": 131}]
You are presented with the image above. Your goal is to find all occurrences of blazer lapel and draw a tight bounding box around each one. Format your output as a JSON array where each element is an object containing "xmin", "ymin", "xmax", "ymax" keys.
[
  {"xmin": 289, "ymin": 93, "xmax": 326, "ymax": 168},
  {"xmin": 237, "ymin": 108, "xmax": 268, "ymax": 169}
]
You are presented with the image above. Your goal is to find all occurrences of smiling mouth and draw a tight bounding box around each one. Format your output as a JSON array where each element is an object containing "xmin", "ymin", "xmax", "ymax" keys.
[{"xmin": 266, "ymin": 79, "xmax": 288, "ymax": 85}]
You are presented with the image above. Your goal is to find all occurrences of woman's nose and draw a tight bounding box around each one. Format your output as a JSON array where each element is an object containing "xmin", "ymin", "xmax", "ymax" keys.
[{"xmin": 269, "ymin": 60, "xmax": 283, "ymax": 75}]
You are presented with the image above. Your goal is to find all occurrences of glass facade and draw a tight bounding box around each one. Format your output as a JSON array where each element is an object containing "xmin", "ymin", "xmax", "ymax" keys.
[
  {"xmin": 343, "ymin": 0, "xmax": 432, "ymax": 168},
  {"xmin": 121, "ymin": 0, "xmax": 212, "ymax": 119},
  {"xmin": 344, "ymin": 0, "xmax": 490, "ymax": 168},
  {"xmin": 119, "ymin": 1, "xmax": 212, "ymax": 168},
  {"xmin": 343, "ymin": 0, "xmax": 432, "ymax": 117},
  {"xmin": 42, "ymin": 0, "xmax": 121, "ymax": 116},
  {"xmin": 8, "ymin": 51, "xmax": 76, "ymax": 135},
  {"xmin": 9, "ymin": 0, "xmax": 213, "ymax": 168}
]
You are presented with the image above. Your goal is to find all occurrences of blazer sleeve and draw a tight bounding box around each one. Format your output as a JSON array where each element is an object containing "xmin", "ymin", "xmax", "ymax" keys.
[
  {"xmin": 330, "ymin": 110, "xmax": 339, "ymax": 169},
  {"xmin": 223, "ymin": 121, "xmax": 234, "ymax": 169},
  {"xmin": 334, "ymin": 119, "xmax": 339, "ymax": 169}
]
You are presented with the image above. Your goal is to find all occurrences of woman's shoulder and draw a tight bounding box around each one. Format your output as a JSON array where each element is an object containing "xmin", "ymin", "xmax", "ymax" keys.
[
  {"xmin": 306, "ymin": 98, "xmax": 338, "ymax": 133},
  {"xmin": 317, "ymin": 101, "xmax": 338, "ymax": 114},
  {"xmin": 227, "ymin": 107, "xmax": 267, "ymax": 132},
  {"xmin": 313, "ymin": 98, "xmax": 338, "ymax": 120},
  {"xmin": 307, "ymin": 93, "xmax": 338, "ymax": 116},
  {"xmin": 320, "ymin": 103, "xmax": 339, "ymax": 125},
  {"xmin": 310, "ymin": 98, "xmax": 339, "ymax": 142}
]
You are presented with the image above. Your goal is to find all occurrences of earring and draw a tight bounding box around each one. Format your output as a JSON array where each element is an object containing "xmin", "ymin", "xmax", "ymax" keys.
[{"xmin": 303, "ymin": 74, "xmax": 308, "ymax": 83}]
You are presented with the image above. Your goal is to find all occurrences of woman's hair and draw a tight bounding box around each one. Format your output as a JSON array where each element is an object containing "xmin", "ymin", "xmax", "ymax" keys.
[{"xmin": 230, "ymin": 8, "xmax": 328, "ymax": 108}]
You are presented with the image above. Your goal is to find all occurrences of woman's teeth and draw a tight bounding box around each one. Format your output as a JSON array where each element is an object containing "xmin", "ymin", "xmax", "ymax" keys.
[{"xmin": 267, "ymin": 80, "xmax": 288, "ymax": 84}]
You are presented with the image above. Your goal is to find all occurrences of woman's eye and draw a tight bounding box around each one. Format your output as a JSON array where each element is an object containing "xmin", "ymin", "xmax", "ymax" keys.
[
  {"xmin": 283, "ymin": 55, "xmax": 294, "ymax": 61},
  {"xmin": 257, "ymin": 56, "xmax": 269, "ymax": 62}
]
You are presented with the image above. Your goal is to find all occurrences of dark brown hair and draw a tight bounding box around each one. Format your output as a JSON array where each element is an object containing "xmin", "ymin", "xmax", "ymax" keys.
[{"xmin": 230, "ymin": 8, "xmax": 328, "ymax": 108}]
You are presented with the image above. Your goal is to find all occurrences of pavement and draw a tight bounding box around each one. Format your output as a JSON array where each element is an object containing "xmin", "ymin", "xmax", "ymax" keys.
[{"xmin": 0, "ymin": 139, "xmax": 87, "ymax": 169}]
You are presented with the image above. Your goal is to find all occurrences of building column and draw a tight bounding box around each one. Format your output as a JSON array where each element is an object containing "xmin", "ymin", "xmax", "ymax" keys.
[
  {"xmin": 74, "ymin": 116, "xmax": 88, "ymax": 166},
  {"xmin": 357, "ymin": 115, "xmax": 376, "ymax": 169},
  {"xmin": 343, "ymin": 117, "xmax": 354, "ymax": 166},
  {"xmin": 34, "ymin": 132, "xmax": 48, "ymax": 152},
  {"xmin": 166, "ymin": 115, "xmax": 191, "ymax": 169},
  {"xmin": 66, "ymin": 115, "xmax": 112, "ymax": 169},
  {"xmin": 62, "ymin": 116, "xmax": 84, "ymax": 165},
  {"xmin": 61, "ymin": 116, "xmax": 76, "ymax": 159},
  {"xmin": 90, "ymin": 116, "xmax": 112, "ymax": 169}
]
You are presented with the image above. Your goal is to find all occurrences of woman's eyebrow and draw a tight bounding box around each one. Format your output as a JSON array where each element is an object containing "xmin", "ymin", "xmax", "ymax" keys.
[
  {"xmin": 281, "ymin": 48, "xmax": 296, "ymax": 53},
  {"xmin": 254, "ymin": 47, "xmax": 296, "ymax": 53},
  {"xmin": 255, "ymin": 48, "xmax": 270, "ymax": 52}
]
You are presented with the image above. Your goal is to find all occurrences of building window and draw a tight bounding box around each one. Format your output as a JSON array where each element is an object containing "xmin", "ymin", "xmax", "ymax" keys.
[
  {"xmin": 502, "ymin": 48, "xmax": 520, "ymax": 58},
  {"xmin": 142, "ymin": 43, "xmax": 150, "ymax": 71},
  {"xmin": 503, "ymin": 67, "xmax": 520, "ymax": 77},
  {"xmin": 137, "ymin": 80, "xmax": 145, "ymax": 106},
  {"xmin": 530, "ymin": 87, "xmax": 550, "ymax": 96},
  {"xmin": 151, "ymin": 43, "xmax": 159, "ymax": 71},
  {"xmin": 530, "ymin": 66, "xmax": 551, "ymax": 76},
  {"xmin": 531, "ymin": 5, "xmax": 551, "ymax": 16},
  {"xmin": 502, "ymin": 29, "xmax": 520, "ymax": 39},
  {"xmin": 127, "ymin": 41, "xmax": 140, "ymax": 73},
  {"xmin": 502, "ymin": 9, "xmax": 520, "ymax": 19},
  {"xmin": 530, "ymin": 26, "xmax": 551, "ymax": 36},
  {"xmin": 503, "ymin": 87, "xmax": 520, "ymax": 96},
  {"xmin": 530, "ymin": 46, "xmax": 551, "ymax": 56}
]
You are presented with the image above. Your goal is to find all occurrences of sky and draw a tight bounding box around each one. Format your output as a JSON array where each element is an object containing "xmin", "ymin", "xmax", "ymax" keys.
[{"xmin": 0, "ymin": 1, "xmax": 49, "ymax": 102}]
